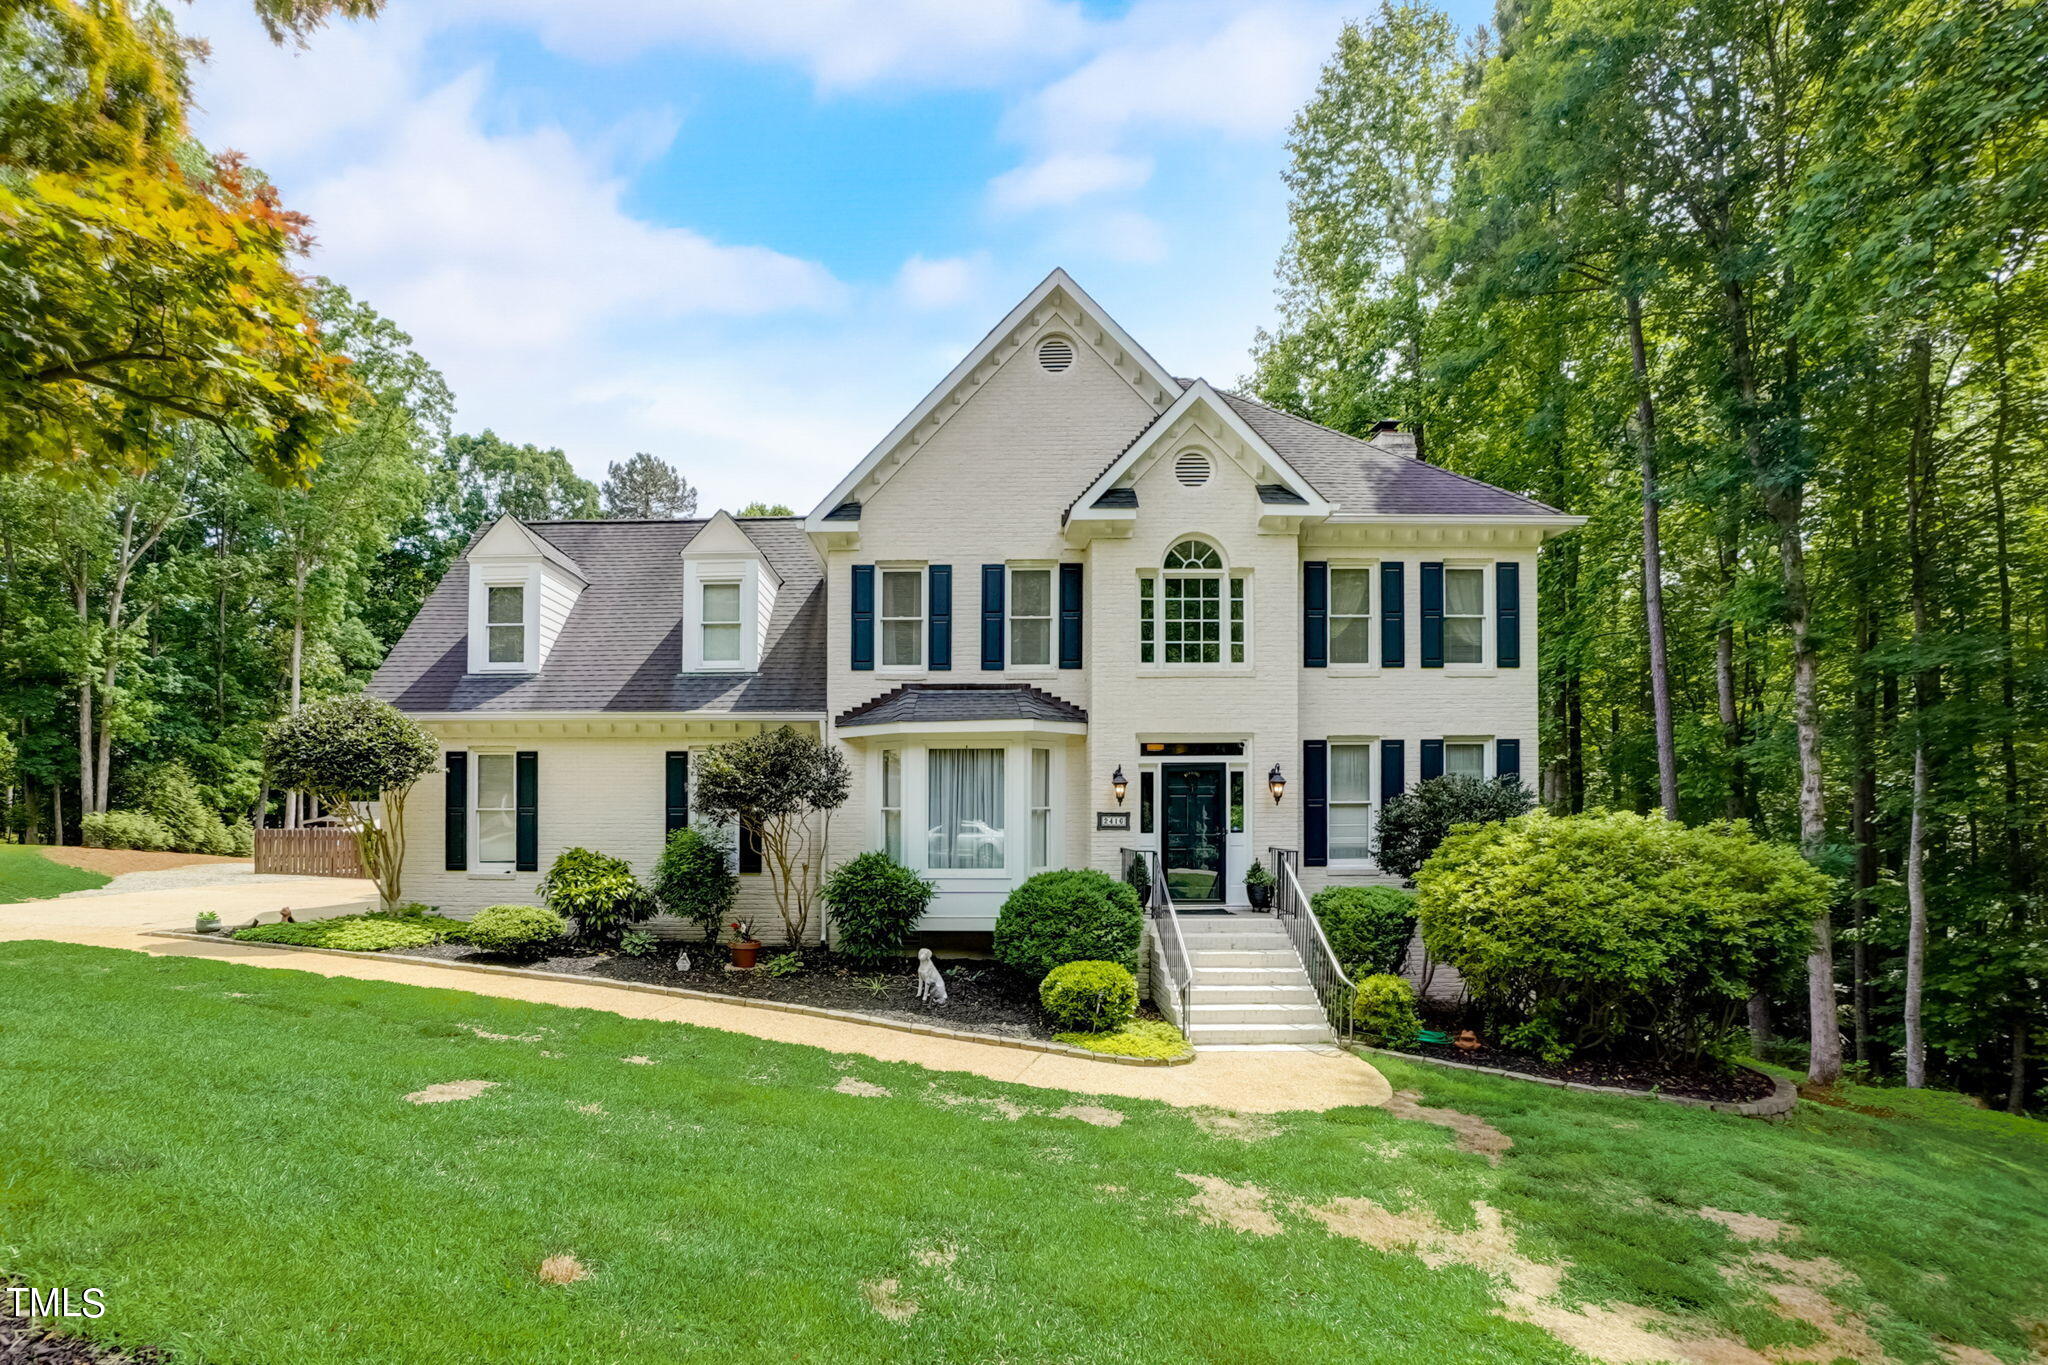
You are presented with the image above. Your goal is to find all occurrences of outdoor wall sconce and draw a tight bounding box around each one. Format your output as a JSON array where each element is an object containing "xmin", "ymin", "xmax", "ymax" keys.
[
  {"xmin": 1111, "ymin": 765, "xmax": 1128, "ymax": 806},
  {"xmin": 1269, "ymin": 763, "xmax": 1286, "ymax": 803}
]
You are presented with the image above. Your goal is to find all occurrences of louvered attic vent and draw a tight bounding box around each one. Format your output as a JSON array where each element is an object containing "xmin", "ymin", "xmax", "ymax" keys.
[
  {"xmin": 1174, "ymin": 451, "xmax": 1212, "ymax": 487},
  {"xmin": 1038, "ymin": 336, "xmax": 1074, "ymax": 372}
]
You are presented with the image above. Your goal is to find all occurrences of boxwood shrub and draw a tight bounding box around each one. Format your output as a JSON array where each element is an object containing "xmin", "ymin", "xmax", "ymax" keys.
[
  {"xmin": 1352, "ymin": 973, "xmax": 1420, "ymax": 1046},
  {"xmin": 1311, "ymin": 885, "xmax": 1415, "ymax": 976},
  {"xmin": 992, "ymin": 869, "xmax": 1142, "ymax": 980},
  {"xmin": 823, "ymin": 851, "xmax": 936, "ymax": 963},
  {"xmin": 1038, "ymin": 960, "xmax": 1139, "ymax": 1033},
  {"xmin": 466, "ymin": 904, "xmax": 570, "ymax": 959},
  {"xmin": 652, "ymin": 827, "xmax": 737, "ymax": 945}
]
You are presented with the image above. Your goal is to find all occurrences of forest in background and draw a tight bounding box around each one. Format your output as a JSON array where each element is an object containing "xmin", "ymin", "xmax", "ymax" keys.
[{"xmin": 1251, "ymin": 0, "xmax": 2046, "ymax": 1105}]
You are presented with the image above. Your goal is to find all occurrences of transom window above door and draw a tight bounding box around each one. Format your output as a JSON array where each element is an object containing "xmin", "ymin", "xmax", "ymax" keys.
[
  {"xmin": 881, "ymin": 569, "xmax": 924, "ymax": 668},
  {"xmin": 1140, "ymin": 537, "xmax": 1246, "ymax": 666}
]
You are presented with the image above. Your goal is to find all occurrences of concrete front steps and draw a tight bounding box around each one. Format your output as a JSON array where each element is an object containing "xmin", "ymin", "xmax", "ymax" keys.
[{"xmin": 1175, "ymin": 915, "xmax": 1337, "ymax": 1046}]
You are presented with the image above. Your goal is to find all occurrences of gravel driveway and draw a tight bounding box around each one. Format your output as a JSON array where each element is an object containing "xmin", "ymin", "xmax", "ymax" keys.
[{"xmin": 60, "ymin": 863, "xmax": 326, "ymax": 898}]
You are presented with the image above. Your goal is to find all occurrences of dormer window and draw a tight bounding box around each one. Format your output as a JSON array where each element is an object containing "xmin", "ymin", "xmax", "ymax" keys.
[
  {"xmin": 487, "ymin": 585, "xmax": 527, "ymax": 664},
  {"xmin": 464, "ymin": 515, "xmax": 585, "ymax": 676},
  {"xmin": 680, "ymin": 511, "xmax": 779, "ymax": 673},
  {"xmin": 700, "ymin": 581, "xmax": 743, "ymax": 664}
]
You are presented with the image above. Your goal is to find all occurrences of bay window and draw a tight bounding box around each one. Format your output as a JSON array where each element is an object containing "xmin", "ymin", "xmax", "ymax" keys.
[
  {"xmin": 928, "ymin": 748, "xmax": 1004, "ymax": 869},
  {"xmin": 881, "ymin": 749, "xmax": 903, "ymax": 861},
  {"xmin": 1030, "ymin": 748, "xmax": 1051, "ymax": 868}
]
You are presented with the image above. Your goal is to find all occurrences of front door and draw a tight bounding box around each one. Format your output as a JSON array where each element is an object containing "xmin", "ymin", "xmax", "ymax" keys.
[{"xmin": 1162, "ymin": 764, "xmax": 1226, "ymax": 904}]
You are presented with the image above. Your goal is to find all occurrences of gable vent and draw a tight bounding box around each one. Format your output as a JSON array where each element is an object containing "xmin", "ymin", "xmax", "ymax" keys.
[
  {"xmin": 1174, "ymin": 451, "xmax": 1212, "ymax": 487},
  {"xmin": 1037, "ymin": 336, "xmax": 1075, "ymax": 372}
]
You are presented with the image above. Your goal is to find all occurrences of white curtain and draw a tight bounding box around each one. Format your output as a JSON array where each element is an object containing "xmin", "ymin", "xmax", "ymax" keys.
[
  {"xmin": 929, "ymin": 748, "xmax": 1004, "ymax": 868},
  {"xmin": 1329, "ymin": 744, "xmax": 1373, "ymax": 861}
]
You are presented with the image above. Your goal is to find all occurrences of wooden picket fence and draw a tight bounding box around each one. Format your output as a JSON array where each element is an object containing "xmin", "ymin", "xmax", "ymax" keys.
[{"xmin": 253, "ymin": 828, "xmax": 366, "ymax": 878}]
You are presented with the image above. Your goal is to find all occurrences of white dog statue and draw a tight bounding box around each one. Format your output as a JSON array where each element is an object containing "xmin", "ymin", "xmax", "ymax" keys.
[
  {"xmin": 674, "ymin": 949, "xmax": 691, "ymax": 973},
  {"xmin": 915, "ymin": 947, "xmax": 948, "ymax": 1005}
]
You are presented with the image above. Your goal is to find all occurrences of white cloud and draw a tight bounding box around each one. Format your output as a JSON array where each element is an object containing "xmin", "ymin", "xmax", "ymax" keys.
[
  {"xmin": 893, "ymin": 254, "xmax": 986, "ymax": 310},
  {"xmin": 988, "ymin": 151, "xmax": 1152, "ymax": 211}
]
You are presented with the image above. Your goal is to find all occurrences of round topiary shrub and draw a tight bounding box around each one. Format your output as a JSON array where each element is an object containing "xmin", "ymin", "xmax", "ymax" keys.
[
  {"xmin": 823, "ymin": 851, "xmax": 936, "ymax": 963},
  {"xmin": 1352, "ymin": 973, "xmax": 1421, "ymax": 1046},
  {"xmin": 1039, "ymin": 960, "xmax": 1139, "ymax": 1033},
  {"xmin": 1374, "ymin": 774, "xmax": 1535, "ymax": 880},
  {"xmin": 652, "ymin": 827, "xmax": 738, "ymax": 946},
  {"xmin": 321, "ymin": 918, "xmax": 439, "ymax": 953},
  {"xmin": 993, "ymin": 869, "xmax": 1143, "ymax": 980},
  {"xmin": 466, "ymin": 904, "xmax": 569, "ymax": 959},
  {"xmin": 1416, "ymin": 810, "xmax": 1832, "ymax": 1065},
  {"xmin": 1312, "ymin": 885, "xmax": 1417, "ymax": 975},
  {"xmin": 537, "ymin": 847, "xmax": 654, "ymax": 945}
]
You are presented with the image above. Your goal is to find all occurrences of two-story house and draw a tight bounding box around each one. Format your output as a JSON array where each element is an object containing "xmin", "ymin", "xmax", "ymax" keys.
[{"xmin": 369, "ymin": 269, "xmax": 1581, "ymax": 1040}]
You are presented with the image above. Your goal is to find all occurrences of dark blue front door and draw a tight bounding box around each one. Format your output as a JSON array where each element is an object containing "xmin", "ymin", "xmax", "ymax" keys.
[{"xmin": 1162, "ymin": 764, "xmax": 1225, "ymax": 903}]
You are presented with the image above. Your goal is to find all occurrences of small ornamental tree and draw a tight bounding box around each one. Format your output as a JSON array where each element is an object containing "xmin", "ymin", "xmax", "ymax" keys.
[
  {"xmin": 1373, "ymin": 774, "xmax": 1535, "ymax": 880},
  {"xmin": 652, "ymin": 826, "xmax": 738, "ymax": 947},
  {"xmin": 690, "ymin": 726, "xmax": 850, "ymax": 945},
  {"xmin": 263, "ymin": 695, "xmax": 438, "ymax": 909}
]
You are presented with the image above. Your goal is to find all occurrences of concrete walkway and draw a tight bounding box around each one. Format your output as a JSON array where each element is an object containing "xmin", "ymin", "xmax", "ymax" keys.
[{"xmin": 0, "ymin": 878, "xmax": 1392, "ymax": 1115}]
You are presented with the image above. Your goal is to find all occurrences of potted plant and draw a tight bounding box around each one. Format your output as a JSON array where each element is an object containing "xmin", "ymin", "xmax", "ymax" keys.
[
  {"xmin": 729, "ymin": 919, "xmax": 763, "ymax": 970},
  {"xmin": 1243, "ymin": 859, "xmax": 1275, "ymax": 910},
  {"xmin": 195, "ymin": 910, "xmax": 221, "ymax": 934}
]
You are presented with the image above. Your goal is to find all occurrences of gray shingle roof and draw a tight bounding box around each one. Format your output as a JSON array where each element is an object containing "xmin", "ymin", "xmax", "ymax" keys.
[
  {"xmin": 836, "ymin": 684, "xmax": 1087, "ymax": 729},
  {"xmin": 367, "ymin": 518, "xmax": 825, "ymax": 715}
]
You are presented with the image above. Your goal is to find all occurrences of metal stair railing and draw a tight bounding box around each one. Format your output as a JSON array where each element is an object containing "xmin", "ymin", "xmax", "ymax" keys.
[
  {"xmin": 1123, "ymin": 847, "xmax": 1193, "ymax": 1032},
  {"xmin": 1268, "ymin": 847, "xmax": 1355, "ymax": 1039}
]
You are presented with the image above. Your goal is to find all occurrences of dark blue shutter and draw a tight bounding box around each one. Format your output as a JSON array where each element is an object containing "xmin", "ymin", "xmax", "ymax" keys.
[
  {"xmin": 1421, "ymin": 739, "xmax": 1444, "ymax": 781},
  {"xmin": 515, "ymin": 750, "xmax": 539, "ymax": 872},
  {"xmin": 739, "ymin": 823, "xmax": 762, "ymax": 875},
  {"xmin": 850, "ymin": 564, "xmax": 874, "ymax": 671},
  {"xmin": 665, "ymin": 752, "xmax": 689, "ymax": 837},
  {"xmin": 929, "ymin": 564, "xmax": 952, "ymax": 670},
  {"xmin": 1381, "ymin": 562, "xmax": 1405, "ymax": 666},
  {"xmin": 443, "ymin": 750, "xmax": 467, "ymax": 871},
  {"xmin": 1497, "ymin": 562, "xmax": 1521, "ymax": 668},
  {"xmin": 1420, "ymin": 562, "xmax": 1445, "ymax": 668},
  {"xmin": 1303, "ymin": 739, "xmax": 1329, "ymax": 867},
  {"xmin": 980, "ymin": 564, "xmax": 1005, "ymax": 670},
  {"xmin": 1496, "ymin": 738, "xmax": 1521, "ymax": 780},
  {"xmin": 1058, "ymin": 563, "xmax": 1083, "ymax": 669},
  {"xmin": 1303, "ymin": 561, "xmax": 1328, "ymax": 668},
  {"xmin": 851, "ymin": 564, "xmax": 876, "ymax": 671},
  {"xmin": 1380, "ymin": 740, "xmax": 1405, "ymax": 802}
]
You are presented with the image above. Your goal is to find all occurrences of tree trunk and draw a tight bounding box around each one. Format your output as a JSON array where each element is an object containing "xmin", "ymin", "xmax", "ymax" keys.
[
  {"xmin": 285, "ymin": 556, "xmax": 309, "ymax": 830},
  {"xmin": 1902, "ymin": 333, "xmax": 1937, "ymax": 1089},
  {"xmin": 2012, "ymin": 1025, "xmax": 2029, "ymax": 1116},
  {"xmin": 1747, "ymin": 993, "xmax": 1771, "ymax": 1055},
  {"xmin": 1625, "ymin": 293, "xmax": 1679, "ymax": 819},
  {"xmin": 1904, "ymin": 747, "xmax": 1929, "ymax": 1088},
  {"xmin": 1714, "ymin": 541, "xmax": 1746, "ymax": 822},
  {"xmin": 73, "ymin": 567, "xmax": 94, "ymax": 818}
]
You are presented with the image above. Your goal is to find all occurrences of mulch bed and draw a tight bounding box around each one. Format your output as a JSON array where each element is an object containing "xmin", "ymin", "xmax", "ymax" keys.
[
  {"xmin": 403, "ymin": 942, "xmax": 1058, "ymax": 1041},
  {"xmin": 1384, "ymin": 1032, "xmax": 1777, "ymax": 1104},
  {"xmin": 2, "ymin": 1299, "xmax": 158, "ymax": 1364}
]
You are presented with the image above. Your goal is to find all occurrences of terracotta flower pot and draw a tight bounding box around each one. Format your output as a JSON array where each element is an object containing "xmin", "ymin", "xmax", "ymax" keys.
[{"xmin": 730, "ymin": 940, "xmax": 762, "ymax": 970}]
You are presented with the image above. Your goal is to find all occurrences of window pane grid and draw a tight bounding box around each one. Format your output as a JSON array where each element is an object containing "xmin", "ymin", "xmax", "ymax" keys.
[
  {"xmin": 1030, "ymin": 749, "xmax": 1051, "ymax": 868},
  {"xmin": 881, "ymin": 570, "xmax": 923, "ymax": 667},
  {"xmin": 1138, "ymin": 576, "xmax": 1155, "ymax": 663},
  {"xmin": 1445, "ymin": 567, "xmax": 1484, "ymax": 664},
  {"xmin": 881, "ymin": 750, "xmax": 902, "ymax": 862},
  {"xmin": 1331, "ymin": 567, "xmax": 1370, "ymax": 664},
  {"xmin": 1164, "ymin": 575, "xmax": 1221, "ymax": 664},
  {"xmin": 1010, "ymin": 568, "xmax": 1052, "ymax": 667},
  {"xmin": 486, "ymin": 584, "xmax": 525, "ymax": 664}
]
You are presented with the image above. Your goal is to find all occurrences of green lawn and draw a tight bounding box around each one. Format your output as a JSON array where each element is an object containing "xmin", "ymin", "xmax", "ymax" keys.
[
  {"xmin": 0, "ymin": 845, "xmax": 109, "ymax": 902},
  {"xmin": 1, "ymin": 941, "xmax": 2043, "ymax": 1364}
]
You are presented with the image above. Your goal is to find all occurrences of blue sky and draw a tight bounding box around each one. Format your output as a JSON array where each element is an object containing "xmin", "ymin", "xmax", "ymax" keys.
[{"xmin": 185, "ymin": 0, "xmax": 1490, "ymax": 513}]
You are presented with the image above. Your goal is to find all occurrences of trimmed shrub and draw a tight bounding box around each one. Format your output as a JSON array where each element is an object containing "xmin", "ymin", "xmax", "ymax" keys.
[
  {"xmin": 823, "ymin": 852, "xmax": 936, "ymax": 963},
  {"xmin": 362, "ymin": 905, "xmax": 468, "ymax": 943},
  {"xmin": 1054, "ymin": 1020, "xmax": 1190, "ymax": 1060},
  {"xmin": 993, "ymin": 869, "xmax": 1142, "ymax": 980},
  {"xmin": 1416, "ymin": 810, "xmax": 1831, "ymax": 1064},
  {"xmin": 232, "ymin": 921, "xmax": 330, "ymax": 946},
  {"xmin": 537, "ymin": 848, "xmax": 654, "ymax": 945},
  {"xmin": 1312, "ymin": 885, "xmax": 1416, "ymax": 975},
  {"xmin": 651, "ymin": 827, "xmax": 737, "ymax": 945},
  {"xmin": 82, "ymin": 809, "xmax": 172, "ymax": 851},
  {"xmin": 466, "ymin": 904, "xmax": 570, "ymax": 959},
  {"xmin": 1374, "ymin": 775, "xmax": 1535, "ymax": 880},
  {"xmin": 1039, "ymin": 960, "xmax": 1139, "ymax": 1033},
  {"xmin": 1352, "ymin": 973, "xmax": 1421, "ymax": 1046},
  {"xmin": 321, "ymin": 919, "xmax": 439, "ymax": 953}
]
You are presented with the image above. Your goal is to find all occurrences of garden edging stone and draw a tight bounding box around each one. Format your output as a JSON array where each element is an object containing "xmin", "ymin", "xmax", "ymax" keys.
[
  {"xmin": 147, "ymin": 931, "xmax": 1194, "ymax": 1066},
  {"xmin": 1351, "ymin": 1043, "xmax": 1800, "ymax": 1117}
]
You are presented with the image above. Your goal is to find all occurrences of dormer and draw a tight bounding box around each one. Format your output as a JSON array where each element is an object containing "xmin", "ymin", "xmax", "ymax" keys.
[
  {"xmin": 465, "ymin": 515, "xmax": 587, "ymax": 675},
  {"xmin": 681, "ymin": 511, "xmax": 781, "ymax": 673}
]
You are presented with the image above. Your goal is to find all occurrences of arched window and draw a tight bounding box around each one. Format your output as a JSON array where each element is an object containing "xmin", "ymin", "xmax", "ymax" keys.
[{"xmin": 1140, "ymin": 537, "xmax": 1246, "ymax": 666}]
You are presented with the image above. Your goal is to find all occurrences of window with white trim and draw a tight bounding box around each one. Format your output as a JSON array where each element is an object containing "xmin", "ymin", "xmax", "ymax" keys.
[
  {"xmin": 1329, "ymin": 743, "xmax": 1374, "ymax": 862},
  {"xmin": 1030, "ymin": 748, "xmax": 1051, "ymax": 868},
  {"xmin": 881, "ymin": 569, "xmax": 923, "ymax": 668},
  {"xmin": 700, "ymin": 580, "xmax": 742, "ymax": 664},
  {"xmin": 1009, "ymin": 567, "xmax": 1052, "ymax": 667},
  {"xmin": 928, "ymin": 747, "xmax": 1004, "ymax": 869},
  {"xmin": 880, "ymin": 749, "xmax": 903, "ymax": 862},
  {"xmin": 474, "ymin": 752, "xmax": 517, "ymax": 869},
  {"xmin": 1140, "ymin": 538, "xmax": 1246, "ymax": 666},
  {"xmin": 486, "ymin": 585, "xmax": 527, "ymax": 665},
  {"xmin": 1445, "ymin": 741, "xmax": 1487, "ymax": 778},
  {"xmin": 1444, "ymin": 566, "xmax": 1486, "ymax": 665},
  {"xmin": 1330, "ymin": 567, "xmax": 1371, "ymax": 665}
]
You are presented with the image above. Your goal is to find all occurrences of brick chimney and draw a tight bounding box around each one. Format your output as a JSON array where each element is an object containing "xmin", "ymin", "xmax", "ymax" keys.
[{"xmin": 1370, "ymin": 420, "xmax": 1419, "ymax": 459}]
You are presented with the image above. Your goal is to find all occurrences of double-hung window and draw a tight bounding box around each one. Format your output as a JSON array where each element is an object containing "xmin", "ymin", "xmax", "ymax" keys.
[
  {"xmin": 1009, "ymin": 567, "xmax": 1053, "ymax": 667},
  {"xmin": 880, "ymin": 749, "xmax": 903, "ymax": 861},
  {"xmin": 1444, "ymin": 567, "xmax": 1486, "ymax": 665},
  {"xmin": 928, "ymin": 748, "xmax": 1004, "ymax": 869},
  {"xmin": 700, "ymin": 581, "xmax": 742, "ymax": 664},
  {"xmin": 1445, "ymin": 741, "xmax": 1487, "ymax": 779},
  {"xmin": 1329, "ymin": 743, "xmax": 1374, "ymax": 862},
  {"xmin": 881, "ymin": 569, "xmax": 924, "ymax": 669},
  {"xmin": 1142, "ymin": 539, "xmax": 1245, "ymax": 666},
  {"xmin": 1330, "ymin": 567, "xmax": 1371, "ymax": 665},
  {"xmin": 486, "ymin": 585, "xmax": 526, "ymax": 665},
  {"xmin": 474, "ymin": 753, "xmax": 518, "ymax": 869},
  {"xmin": 1030, "ymin": 749, "xmax": 1052, "ymax": 868}
]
